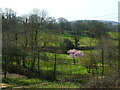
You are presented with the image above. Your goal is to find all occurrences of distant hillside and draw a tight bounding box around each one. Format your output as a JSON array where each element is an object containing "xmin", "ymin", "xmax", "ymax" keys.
[
  {"xmin": 96, "ymin": 20, "xmax": 118, "ymax": 25},
  {"xmin": 70, "ymin": 20, "xmax": 118, "ymax": 25}
]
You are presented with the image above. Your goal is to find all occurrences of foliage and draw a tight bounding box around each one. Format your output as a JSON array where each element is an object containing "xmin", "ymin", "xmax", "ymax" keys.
[
  {"xmin": 60, "ymin": 39, "xmax": 75, "ymax": 53},
  {"xmin": 67, "ymin": 49, "xmax": 84, "ymax": 58},
  {"xmin": 85, "ymin": 75, "xmax": 119, "ymax": 88},
  {"xmin": 23, "ymin": 82, "xmax": 80, "ymax": 88}
]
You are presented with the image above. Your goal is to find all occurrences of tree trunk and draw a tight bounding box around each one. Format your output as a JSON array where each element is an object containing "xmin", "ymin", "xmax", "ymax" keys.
[
  {"xmin": 53, "ymin": 53, "xmax": 57, "ymax": 79},
  {"xmin": 31, "ymin": 52, "xmax": 36, "ymax": 70},
  {"xmin": 95, "ymin": 66, "xmax": 98, "ymax": 75},
  {"xmin": 38, "ymin": 51, "xmax": 40, "ymax": 71},
  {"xmin": 15, "ymin": 34, "xmax": 18, "ymax": 46},
  {"xmin": 92, "ymin": 67, "xmax": 94, "ymax": 75},
  {"xmin": 4, "ymin": 44, "xmax": 7, "ymax": 78},
  {"xmin": 101, "ymin": 49, "xmax": 104, "ymax": 76},
  {"xmin": 73, "ymin": 57, "xmax": 76, "ymax": 65},
  {"xmin": 87, "ymin": 66, "xmax": 91, "ymax": 73},
  {"xmin": 4, "ymin": 55, "xmax": 7, "ymax": 78},
  {"xmin": 22, "ymin": 57, "xmax": 26, "ymax": 68}
]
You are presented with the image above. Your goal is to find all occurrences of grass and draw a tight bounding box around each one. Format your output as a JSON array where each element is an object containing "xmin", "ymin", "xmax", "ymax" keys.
[
  {"xmin": 22, "ymin": 82, "xmax": 80, "ymax": 88},
  {"xmin": 56, "ymin": 64, "xmax": 87, "ymax": 75},
  {"xmin": 20, "ymin": 30, "xmax": 98, "ymax": 47},
  {"xmin": 33, "ymin": 52, "xmax": 88, "ymax": 75},
  {"xmin": 2, "ymin": 73, "xmax": 82, "ymax": 88},
  {"xmin": 2, "ymin": 73, "xmax": 45, "ymax": 88},
  {"xmin": 18, "ymin": 30, "xmax": 118, "ymax": 48},
  {"xmin": 2, "ymin": 64, "xmax": 116, "ymax": 88},
  {"xmin": 35, "ymin": 58, "xmax": 87, "ymax": 75},
  {"xmin": 78, "ymin": 37, "xmax": 98, "ymax": 46},
  {"xmin": 108, "ymin": 31, "xmax": 118, "ymax": 39},
  {"xmin": 59, "ymin": 31, "xmax": 99, "ymax": 46}
]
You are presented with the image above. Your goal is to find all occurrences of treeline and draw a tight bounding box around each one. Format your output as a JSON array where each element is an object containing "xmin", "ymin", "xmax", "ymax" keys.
[{"xmin": 1, "ymin": 8, "xmax": 119, "ymax": 83}]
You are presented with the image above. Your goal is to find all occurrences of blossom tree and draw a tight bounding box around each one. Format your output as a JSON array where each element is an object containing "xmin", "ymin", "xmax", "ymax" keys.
[{"xmin": 67, "ymin": 49, "xmax": 84, "ymax": 65}]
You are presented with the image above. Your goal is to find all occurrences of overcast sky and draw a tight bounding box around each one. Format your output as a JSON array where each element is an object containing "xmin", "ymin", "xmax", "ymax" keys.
[{"xmin": 0, "ymin": 0, "xmax": 119, "ymax": 21}]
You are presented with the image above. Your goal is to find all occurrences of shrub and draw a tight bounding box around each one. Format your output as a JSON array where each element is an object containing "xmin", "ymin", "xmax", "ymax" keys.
[
  {"xmin": 85, "ymin": 75, "xmax": 119, "ymax": 88},
  {"xmin": 60, "ymin": 39, "xmax": 75, "ymax": 53}
]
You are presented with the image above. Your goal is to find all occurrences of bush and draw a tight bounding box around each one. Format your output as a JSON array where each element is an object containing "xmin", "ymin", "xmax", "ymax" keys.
[
  {"xmin": 60, "ymin": 39, "xmax": 75, "ymax": 53},
  {"xmin": 85, "ymin": 75, "xmax": 119, "ymax": 88}
]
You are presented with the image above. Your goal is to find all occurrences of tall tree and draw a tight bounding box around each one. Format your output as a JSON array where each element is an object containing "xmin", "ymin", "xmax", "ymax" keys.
[{"xmin": 28, "ymin": 9, "xmax": 48, "ymax": 70}]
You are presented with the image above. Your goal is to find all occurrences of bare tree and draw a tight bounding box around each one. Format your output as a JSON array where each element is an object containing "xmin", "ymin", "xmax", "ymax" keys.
[{"xmin": 28, "ymin": 9, "xmax": 48, "ymax": 70}]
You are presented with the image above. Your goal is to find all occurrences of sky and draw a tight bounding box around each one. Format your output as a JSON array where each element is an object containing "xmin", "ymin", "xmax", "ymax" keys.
[{"xmin": 0, "ymin": 0, "xmax": 119, "ymax": 22}]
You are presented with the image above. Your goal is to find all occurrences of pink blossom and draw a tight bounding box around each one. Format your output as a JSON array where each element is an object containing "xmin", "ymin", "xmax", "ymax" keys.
[
  {"xmin": 67, "ymin": 49, "xmax": 77, "ymax": 54},
  {"xmin": 67, "ymin": 49, "xmax": 84, "ymax": 58}
]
